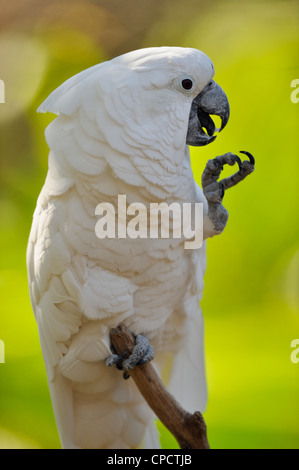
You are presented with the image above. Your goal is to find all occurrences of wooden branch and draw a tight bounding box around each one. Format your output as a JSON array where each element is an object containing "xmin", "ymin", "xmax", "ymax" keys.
[{"xmin": 110, "ymin": 324, "xmax": 210, "ymax": 449}]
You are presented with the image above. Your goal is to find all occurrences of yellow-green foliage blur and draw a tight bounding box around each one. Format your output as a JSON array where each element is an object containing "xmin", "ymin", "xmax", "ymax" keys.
[{"xmin": 0, "ymin": 0, "xmax": 298, "ymax": 449}]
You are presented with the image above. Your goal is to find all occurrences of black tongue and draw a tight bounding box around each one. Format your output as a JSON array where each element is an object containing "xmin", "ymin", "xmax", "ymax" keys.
[{"xmin": 197, "ymin": 109, "xmax": 216, "ymax": 136}]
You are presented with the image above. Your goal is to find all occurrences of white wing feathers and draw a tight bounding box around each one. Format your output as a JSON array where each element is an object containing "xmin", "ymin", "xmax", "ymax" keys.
[{"xmin": 168, "ymin": 244, "xmax": 207, "ymax": 413}]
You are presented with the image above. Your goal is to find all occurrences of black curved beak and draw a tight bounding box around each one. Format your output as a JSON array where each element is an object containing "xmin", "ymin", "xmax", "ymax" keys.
[{"xmin": 186, "ymin": 80, "xmax": 230, "ymax": 146}]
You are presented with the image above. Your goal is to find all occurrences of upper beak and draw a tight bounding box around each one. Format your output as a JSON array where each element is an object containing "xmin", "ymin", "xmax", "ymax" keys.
[{"xmin": 186, "ymin": 80, "xmax": 230, "ymax": 146}]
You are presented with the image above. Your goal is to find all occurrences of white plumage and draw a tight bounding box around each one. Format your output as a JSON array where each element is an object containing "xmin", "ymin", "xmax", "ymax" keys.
[{"xmin": 27, "ymin": 47, "xmax": 216, "ymax": 449}]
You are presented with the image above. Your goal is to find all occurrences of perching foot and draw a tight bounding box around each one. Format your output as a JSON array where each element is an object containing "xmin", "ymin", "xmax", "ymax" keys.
[{"xmin": 106, "ymin": 334, "xmax": 154, "ymax": 379}]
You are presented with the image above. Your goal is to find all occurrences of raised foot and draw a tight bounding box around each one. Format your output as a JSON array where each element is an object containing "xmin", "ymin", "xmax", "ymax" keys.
[
  {"xmin": 106, "ymin": 334, "xmax": 154, "ymax": 379},
  {"xmin": 202, "ymin": 151, "xmax": 255, "ymax": 202},
  {"xmin": 202, "ymin": 151, "xmax": 255, "ymax": 236}
]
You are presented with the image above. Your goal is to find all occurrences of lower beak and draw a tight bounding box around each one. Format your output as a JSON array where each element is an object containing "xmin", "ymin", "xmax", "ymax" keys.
[{"xmin": 186, "ymin": 80, "xmax": 230, "ymax": 146}]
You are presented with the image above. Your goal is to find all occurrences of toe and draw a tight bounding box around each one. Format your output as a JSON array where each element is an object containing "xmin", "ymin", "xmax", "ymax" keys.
[
  {"xmin": 105, "ymin": 349, "xmax": 127, "ymax": 368},
  {"xmin": 105, "ymin": 354, "xmax": 119, "ymax": 367},
  {"xmin": 137, "ymin": 345, "xmax": 154, "ymax": 365},
  {"xmin": 122, "ymin": 334, "xmax": 154, "ymax": 371}
]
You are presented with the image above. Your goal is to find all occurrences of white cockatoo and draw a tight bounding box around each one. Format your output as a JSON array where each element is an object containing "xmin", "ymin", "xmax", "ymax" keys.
[{"xmin": 27, "ymin": 47, "xmax": 254, "ymax": 449}]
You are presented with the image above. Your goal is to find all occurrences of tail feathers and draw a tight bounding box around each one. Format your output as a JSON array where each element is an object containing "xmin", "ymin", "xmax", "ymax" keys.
[
  {"xmin": 50, "ymin": 368, "xmax": 157, "ymax": 449},
  {"xmin": 142, "ymin": 418, "xmax": 161, "ymax": 449},
  {"xmin": 168, "ymin": 310, "xmax": 207, "ymax": 413}
]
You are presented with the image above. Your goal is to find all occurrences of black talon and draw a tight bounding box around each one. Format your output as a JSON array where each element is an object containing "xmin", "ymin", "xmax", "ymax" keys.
[
  {"xmin": 240, "ymin": 151, "xmax": 255, "ymax": 165},
  {"xmin": 123, "ymin": 371, "xmax": 130, "ymax": 380},
  {"xmin": 219, "ymin": 181, "xmax": 225, "ymax": 199},
  {"xmin": 116, "ymin": 349, "xmax": 127, "ymax": 370}
]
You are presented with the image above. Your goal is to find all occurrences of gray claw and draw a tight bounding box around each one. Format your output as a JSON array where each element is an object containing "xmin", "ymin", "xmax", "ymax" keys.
[
  {"xmin": 106, "ymin": 349, "xmax": 127, "ymax": 369},
  {"xmin": 105, "ymin": 354, "xmax": 119, "ymax": 367}
]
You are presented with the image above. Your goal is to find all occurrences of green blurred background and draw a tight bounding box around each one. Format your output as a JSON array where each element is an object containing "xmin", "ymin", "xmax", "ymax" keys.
[{"xmin": 0, "ymin": 0, "xmax": 298, "ymax": 449}]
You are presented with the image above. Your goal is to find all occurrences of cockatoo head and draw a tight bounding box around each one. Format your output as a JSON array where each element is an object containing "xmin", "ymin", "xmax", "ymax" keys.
[
  {"xmin": 38, "ymin": 47, "xmax": 230, "ymax": 188},
  {"xmin": 111, "ymin": 47, "xmax": 230, "ymax": 147}
]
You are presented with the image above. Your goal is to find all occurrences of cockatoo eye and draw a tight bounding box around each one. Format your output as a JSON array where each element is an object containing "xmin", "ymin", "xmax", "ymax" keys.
[{"xmin": 181, "ymin": 78, "xmax": 193, "ymax": 91}]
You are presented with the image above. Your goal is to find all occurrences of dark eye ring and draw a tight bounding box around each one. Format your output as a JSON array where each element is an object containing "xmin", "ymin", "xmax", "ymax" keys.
[{"xmin": 181, "ymin": 78, "xmax": 193, "ymax": 90}]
